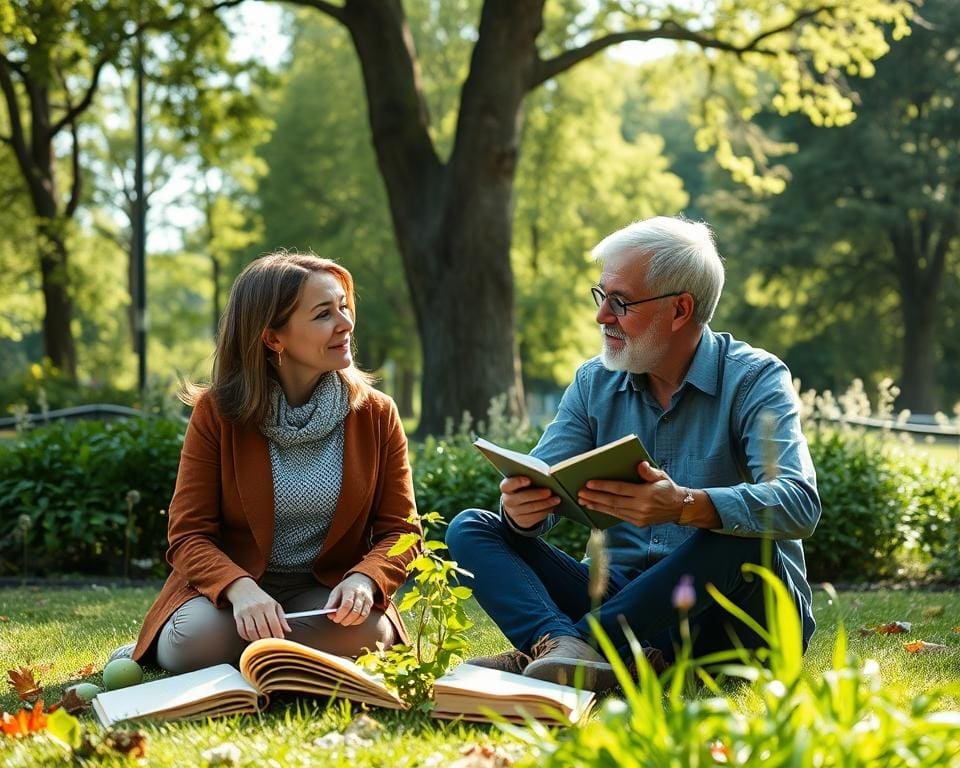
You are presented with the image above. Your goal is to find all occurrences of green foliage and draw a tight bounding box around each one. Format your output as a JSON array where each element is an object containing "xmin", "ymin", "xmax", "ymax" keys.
[
  {"xmin": 356, "ymin": 512, "xmax": 474, "ymax": 710},
  {"xmin": 508, "ymin": 573, "xmax": 960, "ymax": 767},
  {"xmin": 0, "ymin": 418, "xmax": 183, "ymax": 577},
  {"xmin": 804, "ymin": 427, "xmax": 903, "ymax": 581},
  {"xmin": 409, "ymin": 395, "xmax": 591, "ymax": 555}
]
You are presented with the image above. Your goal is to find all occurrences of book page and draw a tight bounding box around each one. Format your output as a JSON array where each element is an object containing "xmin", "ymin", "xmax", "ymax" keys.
[
  {"xmin": 433, "ymin": 663, "xmax": 594, "ymax": 722},
  {"xmin": 473, "ymin": 438, "xmax": 551, "ymax": 475},
  {"xmin": 92, "ymin": 664, "xmax": 258, "ymax": 727},
  {"xmin": 239, "ymin": 638, "xmax": 406, "ymax": 710}
]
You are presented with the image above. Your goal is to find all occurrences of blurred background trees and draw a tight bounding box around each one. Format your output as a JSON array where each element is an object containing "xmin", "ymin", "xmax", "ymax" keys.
[{"xmin": 2, "ymin": 0, "xmax": 958, "ymax": 432}]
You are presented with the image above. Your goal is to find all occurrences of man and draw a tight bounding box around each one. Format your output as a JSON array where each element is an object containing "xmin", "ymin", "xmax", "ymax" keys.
[{"xmin": 446, "ymin": 216, "xmax": 820, "ymax": 691}]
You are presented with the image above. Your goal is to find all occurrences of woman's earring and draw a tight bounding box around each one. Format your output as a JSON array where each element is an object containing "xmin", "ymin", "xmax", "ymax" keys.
[{"xmin": 277, "ymin": 348, "xmax": 283, "ymax": 368}]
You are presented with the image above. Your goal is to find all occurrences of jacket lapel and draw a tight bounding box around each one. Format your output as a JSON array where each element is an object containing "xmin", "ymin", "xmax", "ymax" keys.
[
  {"xmin": 233, "ymin": 423, "xmax": 275, "ymax": 561},
  {"xmin": 319, "ymin": 408, "xmax": 372, "ymax": 556}
]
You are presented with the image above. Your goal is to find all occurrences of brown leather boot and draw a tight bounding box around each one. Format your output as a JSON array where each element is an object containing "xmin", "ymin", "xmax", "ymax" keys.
[
  {"xmin": 465, "ymin": 648, "xmax": 533, "ymax": 675},
  {"xmin": 522, "ymin": 634, "xmax": 616, "ymax": 691}
]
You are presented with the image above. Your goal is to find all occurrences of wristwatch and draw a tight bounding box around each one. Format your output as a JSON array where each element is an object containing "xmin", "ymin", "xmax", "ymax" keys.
[{"xmin": 681, "ymin": 488, "xmax": 695, "ymax": 507}]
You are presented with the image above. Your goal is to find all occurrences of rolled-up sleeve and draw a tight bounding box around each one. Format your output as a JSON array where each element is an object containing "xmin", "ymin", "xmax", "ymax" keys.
[{"xmin": 705, "ymin": 361, "xmax": 820, "ymax": 540}]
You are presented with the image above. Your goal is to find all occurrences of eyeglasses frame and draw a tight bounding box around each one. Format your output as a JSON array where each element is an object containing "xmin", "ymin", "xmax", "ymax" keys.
[{"xmin": 591, "ymin": 285, "xmax": 684, "ymax": 317}]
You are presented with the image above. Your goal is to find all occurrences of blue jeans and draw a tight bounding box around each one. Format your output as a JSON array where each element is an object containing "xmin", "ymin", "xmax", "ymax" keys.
[{"xmin": 446, "ymin": 508, "xmax": 813, "ymax": 662}]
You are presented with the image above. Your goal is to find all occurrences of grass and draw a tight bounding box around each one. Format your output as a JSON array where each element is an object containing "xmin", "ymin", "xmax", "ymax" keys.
[{"xmin": 0, "ymin": 585, "xmax": 958, "ymax": 766}]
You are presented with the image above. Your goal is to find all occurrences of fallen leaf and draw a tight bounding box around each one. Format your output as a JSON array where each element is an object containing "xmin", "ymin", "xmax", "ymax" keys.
[
  {"xmin": 6, "ymin": 667, "xmax": 42, "ymax": 702},
  {"xmin": 56, "ymin": 688, "xmax": 88, "ymax": 715},
  {"xmin": 66, "ymin": 663, "xmax": 96, "ymax": 681},
  {"xmin": 922, "ymin": 606, "xmax": 944, "ymax": 618},
  {"xmin": 904, "ymin": 640, "xmax": 949, "ymax": 653},
  {"xmin": 858, "ymin": 621, "xmax": 911, "ymax": 636},
  {"xmin": 103, "ymin": 728, "xmax": 148, "ymax": 758},
  {"xmin": 876, "ymin": 621, "xmax": 912, "ymax": 635},
  {"xmin": 1, "ymin": 701, "xmax": 48, "ymax": 737},
  {"xmin": 952, "ymin": 627, "xmax": 960, "ymax": 634},
  {"xmin": 0, "ymin": 616, "xmax": 9, "ymax": 622}
]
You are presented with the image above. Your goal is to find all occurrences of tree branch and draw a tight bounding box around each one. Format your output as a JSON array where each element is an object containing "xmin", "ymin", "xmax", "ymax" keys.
[
  {"xmin": 280, "ymin": 0, "xmax": 346, "ymax": 22},
  {"xmin": 50, "ymin": 53, "xmax": 112, "ymax": 136},
  {"xmin": 0, "ymin": 56, "xmax": 31, "ymax": 171},
  {"xmin": 532, "ymin": 7, "xmax": 833, "ymax": 87}
]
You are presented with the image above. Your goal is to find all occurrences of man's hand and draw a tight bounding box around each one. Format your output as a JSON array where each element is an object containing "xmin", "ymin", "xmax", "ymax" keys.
[
  {"xmin": 500, "ymin": 475, "xmax": 561, "ymax": 529},
  {"xmin": 578, "ymin": 461, "xmax": 717, "ymax": 528},
  {"xmin": 324, "ymin": 573, "xmax": 377, "ymax": 627},
  {"xmin": 225, "ymin": 577, "xmax": 291, "ymax": 642}
]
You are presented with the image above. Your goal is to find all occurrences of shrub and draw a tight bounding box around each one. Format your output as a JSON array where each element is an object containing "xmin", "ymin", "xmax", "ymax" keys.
[
  {"xmin": 409, "ymin": 400, "xmax": 590, "ymax": 555},
  {"xmin": 0, "ymin": 418, "xmax": 184, "ymax": 578},
  {"xmin": 803, "ymin": 427, "xmax": 904, "ymax": 582}
]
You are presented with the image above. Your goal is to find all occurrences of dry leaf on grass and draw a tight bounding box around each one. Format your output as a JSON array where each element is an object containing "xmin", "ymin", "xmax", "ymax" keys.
[
  {"xmin": 66, "ymin": 663, "xmax": 96, "ymax": 681},
  {"xmin": 903, "ymin": 640, "xmax": 949, "ymax": 653},
  {"xmin": 0, "ymin": 616, "xmax": 9, "ymax": 622},
  {"xmin": 859, "ymin": 621, "xmax": 911, "ymax": 636},
  {"xmin": 56, "ymin": 688, "xmax": 88, "ymax": 715},
  {"xmin": 6, "ymin": 667, "xmax": 43, "ymax": 701},
  {"xmin": 1, "ymin": 701, "xmax": 48, "ymax": 737}
]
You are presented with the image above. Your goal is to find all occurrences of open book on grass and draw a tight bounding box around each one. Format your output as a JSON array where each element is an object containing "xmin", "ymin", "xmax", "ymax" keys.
[
  {"xmin": 431, "ymin": 662, "xmax": 595, "ymax": 725},
  {"xmin": 474, "ymin": 434, "xmax": 655, "ymax": 529},
  {"xmin": 92, "ymin": 638, "xmax": 595, "ymax": 727}
]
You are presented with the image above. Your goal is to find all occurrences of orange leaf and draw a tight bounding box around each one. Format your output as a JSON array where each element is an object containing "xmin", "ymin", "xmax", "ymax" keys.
[
  {"xmin": 709, "ymin": 740, "xmax": 732, "ymax": 764},
  {"xmin": 66, "ymin": 663, "xmax": 96, "ymax": 681},
  {"xmin": 903, "ymin": 640, "xmax": 948, "ymax": 653},
  {"xmin": 6, "ymin": 667, "xmax": 42, "ymax": 702},
  {"xmin": 876, "ymin": 621, "xmax": 911, "ymax": 635},
  {"xmin": 1, "ymin": 701, "xmax": 48, "ymax": 738}
]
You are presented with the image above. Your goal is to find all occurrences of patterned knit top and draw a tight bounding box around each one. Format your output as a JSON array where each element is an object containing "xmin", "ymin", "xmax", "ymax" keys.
[{"xmin": 260, "ymin": 372, "xmax": 349, "ymax": 572}]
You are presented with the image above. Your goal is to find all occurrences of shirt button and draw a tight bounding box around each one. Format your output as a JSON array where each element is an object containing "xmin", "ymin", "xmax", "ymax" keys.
[{"xmin": 652, "ymin": 537, "xmax": 660, "ymax": 544}]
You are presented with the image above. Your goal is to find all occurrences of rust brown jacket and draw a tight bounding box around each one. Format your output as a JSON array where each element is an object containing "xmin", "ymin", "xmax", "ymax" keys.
[{"xmin": 132, "ymin": 387, "xmax": 421, "ymax": 661}]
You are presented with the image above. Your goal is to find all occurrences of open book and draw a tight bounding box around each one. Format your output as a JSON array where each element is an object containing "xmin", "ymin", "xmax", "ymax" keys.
[
  {"xmin": 474, "ymin": 435, "xmax": 655, "ymax": 530},
  {"xmin": 92, "ymin": 638, "xmax": 595, "ymax": 727}
]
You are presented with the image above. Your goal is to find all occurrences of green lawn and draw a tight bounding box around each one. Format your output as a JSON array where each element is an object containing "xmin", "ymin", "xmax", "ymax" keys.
[{"xmin": 0, "ymin": 585, "xmax": 957, "ymax": 766}]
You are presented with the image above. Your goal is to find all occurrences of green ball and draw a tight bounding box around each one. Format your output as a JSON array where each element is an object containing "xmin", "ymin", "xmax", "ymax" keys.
[
  {"xmin": 66, "ymin": 682, "xmax": 102, "ymax": 701},
  {"xmin": 102, "ymin": 658, "xmax": 143, "ymax": 690}
]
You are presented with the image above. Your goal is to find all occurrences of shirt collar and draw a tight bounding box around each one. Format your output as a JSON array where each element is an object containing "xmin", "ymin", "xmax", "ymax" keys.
[{"xmin": 618, "ymin": 327, "xmax": 720, "ymax": 396}]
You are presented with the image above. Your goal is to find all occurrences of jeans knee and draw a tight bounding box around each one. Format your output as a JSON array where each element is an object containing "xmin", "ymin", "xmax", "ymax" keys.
[{"xmin": 445, "ymin": 508, "xmax": 498, "ymax": 560}]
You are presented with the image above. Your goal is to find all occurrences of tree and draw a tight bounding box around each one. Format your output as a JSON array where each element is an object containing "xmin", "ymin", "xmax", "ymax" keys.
[
  {"xmin": 711, "ymin": 0, "xmax": 960, "ymax": 412},
  {"xmin": 268, "ymin": 0, "xmax": 912, "ymax": 435},
  {"xmin": 0, "ymin": 1, "xmax": 265, "ymax": 379}
]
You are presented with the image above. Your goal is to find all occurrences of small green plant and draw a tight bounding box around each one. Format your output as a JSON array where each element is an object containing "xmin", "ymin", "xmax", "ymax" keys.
[
  {"xmin": 504, "ymin": 569, "xmax": 960, "ymax": 767},
  {"xmin": 356, "ymin": 511, "xmax": 475, "ymax": 710}
]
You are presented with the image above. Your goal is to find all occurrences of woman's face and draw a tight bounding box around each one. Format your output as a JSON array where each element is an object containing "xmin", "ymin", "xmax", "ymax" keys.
[{"xmin": 271, "ymin": 271, "xmax": 354, "ymax": 376}]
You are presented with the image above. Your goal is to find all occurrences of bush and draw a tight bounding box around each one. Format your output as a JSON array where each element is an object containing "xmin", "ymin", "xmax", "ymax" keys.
[
  {"xmin": 0, "ymin": 418, "xmax": 184, "ymax": 578},
  {"xmin": 898, "ymin": 453, "xmax": 960, "ymax": 580},
  {"xmin": 803, "ymin": 428, "xmax": 904, "ymax": 582},
  {"xmin": 409, "ymin": 400, "xmax": 590, "ymax": 556}
]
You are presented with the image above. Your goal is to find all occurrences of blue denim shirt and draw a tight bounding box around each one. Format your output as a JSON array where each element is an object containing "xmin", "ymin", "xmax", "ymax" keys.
[{"xmin": 515, "ymin": 328, "xmax": 820, "ymax": 626}]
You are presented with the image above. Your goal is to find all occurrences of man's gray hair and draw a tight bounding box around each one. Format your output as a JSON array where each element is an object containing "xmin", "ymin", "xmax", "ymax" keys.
[{"xmin": 592, "ymin": 216, "xmax": 725, "ymax": 324}]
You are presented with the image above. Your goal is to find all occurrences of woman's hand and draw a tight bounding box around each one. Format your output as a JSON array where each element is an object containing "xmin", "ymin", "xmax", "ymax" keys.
[
  {"xmin": 225, "ymin": 577, "xmax": 291, "ymax": 641},
  {"xmin": 324, "ymin": 573, "xmax": 377, "ymax": 627}
]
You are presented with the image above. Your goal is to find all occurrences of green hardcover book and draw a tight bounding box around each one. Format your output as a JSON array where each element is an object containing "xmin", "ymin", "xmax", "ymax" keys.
[{"xmin": 473, "ymin": 435, "xmax": 656, "ymax": 530}]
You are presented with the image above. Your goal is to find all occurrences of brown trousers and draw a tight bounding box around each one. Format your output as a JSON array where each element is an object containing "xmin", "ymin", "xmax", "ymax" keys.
[{"xmin": 156, "ymin": 572, "xmax": 396, "ymax": 674}]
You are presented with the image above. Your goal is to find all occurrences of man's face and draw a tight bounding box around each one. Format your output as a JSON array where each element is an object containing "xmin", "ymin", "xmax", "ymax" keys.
[{"xmin": 596, "ymin": 252, "xmax": 671, "ymax": 374}]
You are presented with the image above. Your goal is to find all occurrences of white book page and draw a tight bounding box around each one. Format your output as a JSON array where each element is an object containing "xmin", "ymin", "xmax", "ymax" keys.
[
  {"xmin": 92, "ymin": 664, "xmax": 255, "ymax": 726},
  {"xmin": 473, "ymin": 438, "xmax": 551, "ymax": 474},
  {"xmin": 434, "ymin": 663, "xmax": 593, "ymax": 713}
]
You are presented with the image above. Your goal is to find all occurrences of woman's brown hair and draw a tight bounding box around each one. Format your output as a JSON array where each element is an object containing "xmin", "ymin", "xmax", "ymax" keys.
[{"xmin": 184, "ymin": 250, "xmax": 373, "ymax": 425}]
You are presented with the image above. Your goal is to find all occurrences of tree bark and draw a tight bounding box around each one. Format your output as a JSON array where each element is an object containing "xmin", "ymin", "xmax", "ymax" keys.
[
  {"xmin": 36, "ymin": 222, "xmax": 78, "ymax": 376},
  {"xmin": 337, "ymin": 0, "xmax": 540, "ymax": 434},
  {"xmin": 890, "ymin": 218, "xmax": 953, "ymax": 414}
]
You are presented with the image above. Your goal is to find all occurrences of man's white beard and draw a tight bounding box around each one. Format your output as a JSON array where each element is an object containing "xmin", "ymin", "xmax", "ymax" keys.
[{"xmin": 600, "ymin": 323, "xmax": 666, "ymax": 374}]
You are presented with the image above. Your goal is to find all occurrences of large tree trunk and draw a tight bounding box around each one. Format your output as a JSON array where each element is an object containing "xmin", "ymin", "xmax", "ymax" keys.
[
  {"xmin": 37, "ymin": 222, "xmax": 78, "ymax": 376},
  {"xmin": 341, "ymin": 0, "xmax": 537, "ymax": 435},
  {"xmin": 890, "ymin": 218, "xmax": 954, "ymax": 414}
]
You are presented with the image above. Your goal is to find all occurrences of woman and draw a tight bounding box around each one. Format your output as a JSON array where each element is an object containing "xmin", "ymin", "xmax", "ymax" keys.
[{"xmin": 122, "ymin": 251, "xmax": 420, "ymax": 673}]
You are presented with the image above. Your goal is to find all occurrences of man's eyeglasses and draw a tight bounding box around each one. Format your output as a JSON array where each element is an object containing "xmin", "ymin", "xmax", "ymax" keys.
[{"xmin": 591, "ymin": 286, "xmax": 683, "ymax": 317}]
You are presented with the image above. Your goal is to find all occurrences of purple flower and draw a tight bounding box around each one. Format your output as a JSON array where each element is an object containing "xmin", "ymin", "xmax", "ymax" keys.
[{"xmin": 672, "ymin": 574, "xmax": 696, "ymax": 612}]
